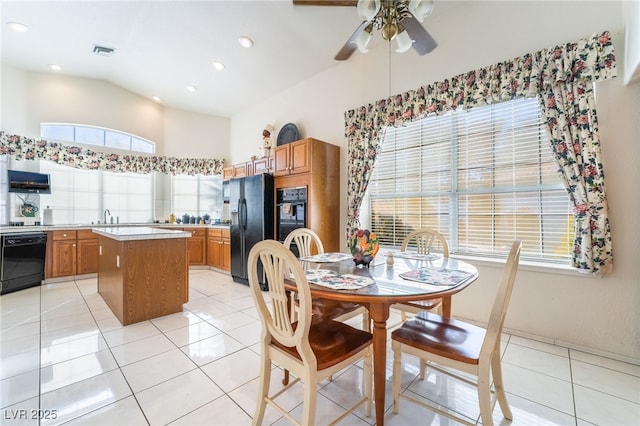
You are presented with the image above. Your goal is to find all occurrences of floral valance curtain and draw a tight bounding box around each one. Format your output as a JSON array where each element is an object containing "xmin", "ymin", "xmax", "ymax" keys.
[
  {"xmin": 0, "ymin": 132, "xmax": 225, "ymax": 175},
  {"xmin": 345, "ymin": 30, "xmax": 616, "ymax": 275}
]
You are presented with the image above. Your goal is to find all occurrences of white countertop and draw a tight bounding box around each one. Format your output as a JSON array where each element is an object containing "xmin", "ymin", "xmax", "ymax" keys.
[
  {"xmin": 92, "ymin": 226, "xmax": 192, "ymax": 241},
  {"xmin": 0, "ymin": 223, "xmax": 229, "ymax": 234}
]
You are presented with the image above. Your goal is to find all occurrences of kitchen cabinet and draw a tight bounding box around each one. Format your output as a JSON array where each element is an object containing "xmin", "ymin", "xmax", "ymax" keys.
[
  {"xmin": 207, "ymin": 227, "xmax": 230, "ymax": 271},
  {"xmin": 50, "ymin": 230, "xmax": 77, "ymax": 278},
  {"xmin": 77, "ymin": 229, "xmax": 99, "ymax": 275},
  {"xmin": 48, "ymin": 229, "xmax": 99, "ymax": 278},
  {"xmin": 223, "ymin": 162, "xmax": 252, "ymax": 180},
  {"xmin": 186, "ymin": 228, "xmax": 207, "ymax": 265},
  {"xmin": 161, "ymin": 226, "xmax": 207, "ymax": 266},
  {"xmin": 274, "ymin": 138, "xmax": 341, "ymax": 252},
  {"xmin": 273, "ymin": 139, "xmax": 311, "ymax": 176},
  {"xmin": 252, "ymin": 156, "xmax": 273, "ymax": 175}
]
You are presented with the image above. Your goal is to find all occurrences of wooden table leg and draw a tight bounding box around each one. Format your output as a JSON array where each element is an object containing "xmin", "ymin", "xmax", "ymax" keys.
[
  {"xmin": 367, "ymin": 303, "xmax": 390, "ymax": 426},
  {"xmin": 441, "ymin": 295, "xmax": 452, "ymax": 318}
]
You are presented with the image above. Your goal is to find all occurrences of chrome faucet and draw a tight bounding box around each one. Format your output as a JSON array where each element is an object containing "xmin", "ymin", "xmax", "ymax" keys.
[{"xmin": 104, "ymin": 209, "xmax": 111, "ymax": 224}]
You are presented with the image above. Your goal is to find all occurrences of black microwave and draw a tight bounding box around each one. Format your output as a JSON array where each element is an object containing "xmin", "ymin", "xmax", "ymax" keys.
[{"xmin": 222, "ymin": 180, "xmax": 230, "ymax": 203}]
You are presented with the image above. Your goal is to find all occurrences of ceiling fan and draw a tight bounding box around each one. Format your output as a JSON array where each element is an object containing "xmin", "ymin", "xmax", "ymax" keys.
[{"xmin": 293, "ymin": 0, "xmax": 438, "ymax": 61}]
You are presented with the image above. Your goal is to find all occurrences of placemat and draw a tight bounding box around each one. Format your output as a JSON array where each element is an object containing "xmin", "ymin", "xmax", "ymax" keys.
[
  {"xmin": 399, "ymin": 268, "xmax": 475, "ymax": 286},
  {"xmin": 385, "ymin": 251, "xmax": 440, "ymax": 261},
  {"xmin": 305, "ymin": 269, "xmax": 374, "ymax": 290},
  {"xmin": 300, "ymin": 252, "xmax": 353, "ymax": 263}
]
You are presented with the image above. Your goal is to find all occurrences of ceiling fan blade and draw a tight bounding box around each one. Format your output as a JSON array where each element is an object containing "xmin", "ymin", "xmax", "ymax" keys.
[
  {"xmin": 402, "ymin": 15, "xmax": 438, "ymax": 56},
  {"xmin": 334, "ymin": 20, "xmax": 369, "ymax": 61},
  {"xmin": 292, "ymin": 0, "xmax": 357, "ymax": 6}
]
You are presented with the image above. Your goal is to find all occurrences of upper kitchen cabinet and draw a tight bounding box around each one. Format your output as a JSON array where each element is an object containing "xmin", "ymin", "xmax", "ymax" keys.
[
  {"xmin": 223, "ymin": 161, "xmax": 252, "ymax": 180},
  {"xmin": 274, "ymin": 138, "xmax": 311, "ymax": 176}
]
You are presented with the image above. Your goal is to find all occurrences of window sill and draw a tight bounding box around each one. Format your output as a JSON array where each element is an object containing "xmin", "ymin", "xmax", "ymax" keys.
[{"xmin": 450, "ymin": 254, "xmax": 601, "ymax": 279}]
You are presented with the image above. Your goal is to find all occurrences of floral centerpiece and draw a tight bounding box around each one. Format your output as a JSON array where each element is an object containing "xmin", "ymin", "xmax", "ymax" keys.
[{"xmin": 350, "ymin": 229, "xmax": 379, "ymax": 267}]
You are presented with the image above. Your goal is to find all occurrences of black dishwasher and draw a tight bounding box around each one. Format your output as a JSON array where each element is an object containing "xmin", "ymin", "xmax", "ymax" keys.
[{"xmin": 0, "ymin": 232, "xmax": 47, "ymax": 295}]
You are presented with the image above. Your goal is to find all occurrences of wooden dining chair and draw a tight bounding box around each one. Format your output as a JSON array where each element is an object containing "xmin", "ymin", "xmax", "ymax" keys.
[
  {"xmin": 389, "ymin": 228, "xmax": 448, "ymax": 325},
  {"xmin": 284, "ymin": 228, "xmax": 369, "ymax": 329},
  {"xmin": 248, "ymin": 239, "xmax": 373, "ymax": 426},
  {"xmin": 391, "ymin": 240, "xmax": 522, "ymax": 426}
]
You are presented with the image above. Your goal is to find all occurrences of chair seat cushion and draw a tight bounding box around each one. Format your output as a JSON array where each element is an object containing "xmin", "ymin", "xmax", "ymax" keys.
[
  {"xmin": 273, "ymin": 319, "xmax": 372, "ymax": 371},
  {"xmin": 391, "ymin": 311, "xmax": 486, "ymax": 364}
]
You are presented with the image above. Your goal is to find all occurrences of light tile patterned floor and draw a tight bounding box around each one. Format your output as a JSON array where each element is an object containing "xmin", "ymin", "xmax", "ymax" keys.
[{"xmin": 1, "ymin": 269, "xmax": 638, "ymax": 425}]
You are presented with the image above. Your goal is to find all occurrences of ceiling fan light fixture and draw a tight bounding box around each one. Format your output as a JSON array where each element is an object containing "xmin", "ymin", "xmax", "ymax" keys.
[
  {"xmin": 381, "ymin": 22, "xmax": 398, "ymax": 41},
  {"xmin": 395, "ymin": 29, "xmax": 413, "ymax": 53},
  {"xmin": 356, "ymin": 28, "xmax": 372, "ymax": 53},
  {"xmin": 357, "ymin": 0, "xmax": 381, "ymax": 22},
  {"xmin": 408, "ymin": 0, "xmax": 434, "ymax": 22}
]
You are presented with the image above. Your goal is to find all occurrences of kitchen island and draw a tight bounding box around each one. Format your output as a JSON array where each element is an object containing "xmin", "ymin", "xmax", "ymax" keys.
[{"xmin": 93, "ymin": 227, "xmax": 191, "ymax": 325}]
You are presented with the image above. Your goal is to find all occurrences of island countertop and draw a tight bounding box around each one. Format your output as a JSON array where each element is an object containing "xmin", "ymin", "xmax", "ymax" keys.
[{"xmin": 92, "ymin": 226, "xmax": 192, "ymax": 241}]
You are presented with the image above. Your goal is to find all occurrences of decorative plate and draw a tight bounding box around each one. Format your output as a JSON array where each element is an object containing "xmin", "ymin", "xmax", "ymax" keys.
[
  {"xmin": 350, "ymin": 229, "xmax": 380, "ymax": 267},
  {"xmin": 276, "ymin": 122, "xmax": 300, "ymax": 146}
]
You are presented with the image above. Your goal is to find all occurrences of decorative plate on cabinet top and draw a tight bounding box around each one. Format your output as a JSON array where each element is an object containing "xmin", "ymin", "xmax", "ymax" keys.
[{"xmin": 276, "ymin": 123, "xmax": 300, "ymax": 146}]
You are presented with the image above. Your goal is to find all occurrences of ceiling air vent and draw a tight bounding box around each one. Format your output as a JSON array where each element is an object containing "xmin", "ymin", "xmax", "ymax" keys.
[{"xmin": 92, "ymin": 44, "xmax": 115, "ymax": 57}]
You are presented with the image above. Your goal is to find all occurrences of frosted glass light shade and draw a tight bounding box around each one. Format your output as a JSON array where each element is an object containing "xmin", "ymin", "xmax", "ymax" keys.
[
  {"xmin": 356, "ymin": 30, "xmax": 372, "ymax": 53},
  {"xmin": 408, "ymin": 0, "xmax": 434, "ymax": 22},
  {"xmin": 357, "ymin": 0, "xmax": 381, "ymax": 22},
  {"xmin": 395, "ymin": 30, "xmax": 413, "ymax": 53}
]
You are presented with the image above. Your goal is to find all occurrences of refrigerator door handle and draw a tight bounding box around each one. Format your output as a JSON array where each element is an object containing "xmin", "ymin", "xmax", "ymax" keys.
[{"xmin": 240, "ymin": 198, "xmax": 248, "ymax": 231}]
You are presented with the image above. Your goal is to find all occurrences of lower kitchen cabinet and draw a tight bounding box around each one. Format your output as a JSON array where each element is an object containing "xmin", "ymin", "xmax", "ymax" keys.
[
  {"xmin": 49, "ymin": 229, "xmax": 99, "ymax": 278},
  {"xmin": 207, "ymin": 228, "xmax": 230, "ymax": 271},
  {"xmin": 77, "ymin": 229, "xmax": 99, "ymax": 275},
  {"xmin": 50, "ymin": 230, "xmax": 77, "ymax": 278},
  {"xmin": 186, "ymin": 228, "xmax": 207, "ymax": 265}
]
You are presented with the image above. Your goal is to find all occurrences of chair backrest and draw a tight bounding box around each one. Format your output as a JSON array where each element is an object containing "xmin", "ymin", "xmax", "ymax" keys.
[
  {"xmin": 480, "ymin": 240, "xmax": 522, "ymax": 358},
  {"xmin": 283, "ymin": 228, "xmax": 324, "ymax": 257},
  {"xmin": 247, "ymin": 240, "xmax": 315, "ymax": 362},
  {"xmin": 401, "ymin": 228, "xmax": 449, "ymax": 257}
]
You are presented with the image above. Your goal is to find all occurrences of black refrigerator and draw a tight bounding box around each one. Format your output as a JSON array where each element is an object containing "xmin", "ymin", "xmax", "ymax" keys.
[{"xmin": 229, "ymin": 173, "xmax": 274, "ymax": 289}]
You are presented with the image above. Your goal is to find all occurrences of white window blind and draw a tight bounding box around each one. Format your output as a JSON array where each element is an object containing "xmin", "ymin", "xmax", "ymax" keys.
[
  {"xmin": 38, "ymin": 161, "xmax": 154, "ymax": 224},
  {"xmin": 368, "ymin": 97, "xmax": 574, "ymax": 263},
  {"xmin": 171, "ymin": 174, "xmax": 223, "ymax": 218}
]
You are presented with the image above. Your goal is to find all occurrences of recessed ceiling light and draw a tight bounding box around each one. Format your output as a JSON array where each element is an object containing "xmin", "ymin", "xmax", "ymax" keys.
[
  {"xmin": 48, "ymin": 64, "xmax": 61, "ymax": 71},
  {"xmin": 7, "ymin": 22, "xmax": 29, "ymax": 32},
  {"xmin": 152, "ymin": 96, "xmax": 161, "ymax": 103},
  {"xmin": 212, "ymin": 61, "xmax": 225, "ymax": 71},
  {"xmin": 238, "ymin": 36, "xmax": 253, "ymax": 48},
  {"xmin": 186, "ymin": 85, "xmax": 197, "ymax": 93}
]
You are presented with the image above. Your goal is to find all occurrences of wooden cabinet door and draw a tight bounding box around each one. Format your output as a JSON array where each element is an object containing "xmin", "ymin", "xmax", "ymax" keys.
[
  {"xmin": 52, "ymin": 240, "xmax": 77, "ymax": 277},
  {"xmin": 273, "ymin": 145, "xmax": 291, "ymax": 176},
  {"xmin": 77, "ymin": 238, "xmax": 98, "ymax": 274},
  {"xmin": 289, "ymin": 139, "xmax": 311, "ymax": 175},
  {"xmin": 187, "ymin": 229, "xmax": 206, "ymax": 265},
  {"xmin": 208, "ymin": 237, "xmax": 222, "ymax": 268},
  {"xmin": 223, "ymin": 167, "xmax": 234, "ymax": 180},
  {"xmin": 232, "ymin": 163, "xmax": 247, "ymax": 178},
  {"xmin": 221, "ymin": 239, "xmax": 231, "ymax": 271},
  {"xmin": 253, "ymin": 157, "xmax": 272, "ymax": 175}
]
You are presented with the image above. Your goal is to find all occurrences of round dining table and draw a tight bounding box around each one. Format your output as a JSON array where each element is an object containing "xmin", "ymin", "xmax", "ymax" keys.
[{"xmin": 294, "ymin": 253, "xmax": 479, "ymax": 426}]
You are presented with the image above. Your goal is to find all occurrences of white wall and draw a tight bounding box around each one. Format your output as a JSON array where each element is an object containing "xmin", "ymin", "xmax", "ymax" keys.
[
  {"xmin": 0, "ymin": 64, "xmax": 231, "ymax": 160},
  {"xmin": 230, "ymin": 1, "xmax": 639, "ymax": 362}
]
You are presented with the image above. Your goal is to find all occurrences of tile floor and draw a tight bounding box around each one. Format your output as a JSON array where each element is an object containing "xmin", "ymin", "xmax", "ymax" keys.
[{"xmin": 1, "ymin": 269, "xmax": 638, "ymax": 425}]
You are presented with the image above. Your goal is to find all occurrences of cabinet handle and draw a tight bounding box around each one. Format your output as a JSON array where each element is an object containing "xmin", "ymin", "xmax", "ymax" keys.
[
  {"xmin": 63, "ymin": 233, "xmax": 67, "ymax": 237},
  {"xmin": 72, "ymin": 244, "xmax": 76, "ymax": 247}
]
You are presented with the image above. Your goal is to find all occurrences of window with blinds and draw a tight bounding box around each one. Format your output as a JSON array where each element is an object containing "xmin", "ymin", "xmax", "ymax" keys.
[
  {"xmin": 38, "ymin": 161, "xmax": 154, "ymax": 224},
  {"xmin": 368, "ymin": 97, "xmax": 574, "ymax": 263},
  {"xmin": 172, "ymin": 174, "xmax": 223, "ymax": 218}
]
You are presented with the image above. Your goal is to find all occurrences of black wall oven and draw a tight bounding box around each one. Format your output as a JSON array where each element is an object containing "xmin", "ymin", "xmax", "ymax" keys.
[
  {"xmin": 0, "ymin": 232, "xmax": 47, "ymax": 295},
  {"xmin": 276, "ymin": 187, "xmax": 307, "ymax": 256}
]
